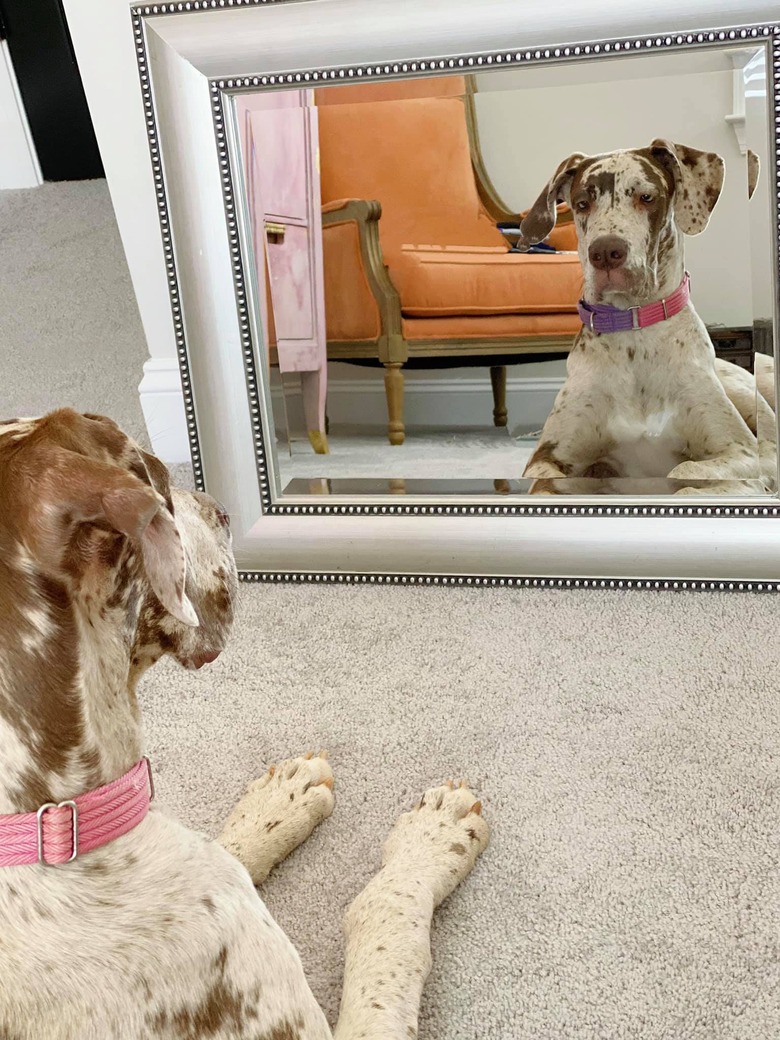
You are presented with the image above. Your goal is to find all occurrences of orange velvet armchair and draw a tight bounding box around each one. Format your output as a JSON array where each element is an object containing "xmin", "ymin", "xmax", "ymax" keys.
[{"xmin": 316, "ymin": 77, "xmax": 582, "ymax": 445}]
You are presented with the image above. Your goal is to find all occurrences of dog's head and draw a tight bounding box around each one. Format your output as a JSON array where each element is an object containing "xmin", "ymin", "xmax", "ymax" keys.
[
  {"xmin": 520, "ymin": 141, "xmax": 725, "ymax": 307},
  {"xmin": 0, "ymin": 410, "xmax": 237, "ymax": 808}
]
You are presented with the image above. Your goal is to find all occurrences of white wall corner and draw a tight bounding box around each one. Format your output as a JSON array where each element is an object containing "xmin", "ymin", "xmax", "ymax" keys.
[
  {"xmin": 725, "ymin": 48, "xmax": 756, "ymax": 157},
  {"xmin": 139, "ymin": 357, "xmax": 190, "ymax": 464}
]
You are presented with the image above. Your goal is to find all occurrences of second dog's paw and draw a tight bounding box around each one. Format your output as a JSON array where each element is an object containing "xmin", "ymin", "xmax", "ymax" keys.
[{"xmin": 220, "ymin": 753, "xmax": 334, "ymax": 883}]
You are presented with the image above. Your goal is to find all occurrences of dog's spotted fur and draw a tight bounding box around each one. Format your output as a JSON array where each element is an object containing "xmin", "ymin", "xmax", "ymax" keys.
[
  {"xmin": 520, "ymin": 142, "xmax": 776, "ymax": 495},
  {"xmin": 0, "ymin": 410, "xmax": 488, "ymax": 1040}
]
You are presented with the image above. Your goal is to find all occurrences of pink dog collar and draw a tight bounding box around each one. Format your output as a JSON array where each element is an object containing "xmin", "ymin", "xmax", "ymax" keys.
[
  {"xmin": 0, "ymin": 758, "xmax": 154, "ymax": 867},
  {"xmin": 577, "ymin": 273, "xmax": 691, "ymax": 335}
]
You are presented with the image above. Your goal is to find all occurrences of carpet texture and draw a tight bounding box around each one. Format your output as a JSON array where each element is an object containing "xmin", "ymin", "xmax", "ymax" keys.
[
  {"xmin": 0, "ymin": 181, "xmax": 150, "ymax": 444},
  {"xmin": 144, "ymin": 585, "xmax": 780, "ymax": 1040},
  {"xmin": 2, "ymin": 181, "xmax": 780, "ymax": 1039}
]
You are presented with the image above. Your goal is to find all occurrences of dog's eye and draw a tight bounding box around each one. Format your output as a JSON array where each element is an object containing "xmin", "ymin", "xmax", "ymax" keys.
[
  {"xmin": 575, "ymin": 200, "xmax": 590, "ymax": 213},
  {"xmin": 640, "ymin": 193, "xmax": 654, "ymax": 204}
]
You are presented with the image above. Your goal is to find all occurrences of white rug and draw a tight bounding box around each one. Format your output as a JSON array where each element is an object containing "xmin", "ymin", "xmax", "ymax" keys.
[{"xmin": 278, "ymin": 425, "xmax": 536, "ymax": 491}]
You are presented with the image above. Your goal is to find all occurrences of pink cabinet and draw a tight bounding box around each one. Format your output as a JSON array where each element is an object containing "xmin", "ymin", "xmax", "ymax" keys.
[{"xmin": 237, "ymin": 90, "xmax": 328, "ymax": 454}]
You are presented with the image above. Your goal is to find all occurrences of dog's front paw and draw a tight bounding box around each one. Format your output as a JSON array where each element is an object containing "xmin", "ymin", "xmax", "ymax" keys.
[
  {"xmin": 667, "ymin": 461, "xmax": 705, "ymax": 481},
  {"xmin": 382, "ymin": 782, "xmax": 489, "ymax": 907},
  {"xmin": 220, "ymin": 753, "xmax": 334, "ymax": 884},
  {"xmin": 528, "ymin": 478, "xmax": 563, "ymax": 495}
]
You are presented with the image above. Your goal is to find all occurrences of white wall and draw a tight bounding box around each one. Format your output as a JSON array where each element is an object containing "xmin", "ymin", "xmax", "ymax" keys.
[
  {"xmin": 474, "ymin": 54, "xmax": 761, "ymax": 327},
  {"xmin": 61, "ymin": 0, "xmax": 186, "ymax": 458},
  {"xmin": 61, "ymin": 0, "xmax": 176, "ymax": 365}
]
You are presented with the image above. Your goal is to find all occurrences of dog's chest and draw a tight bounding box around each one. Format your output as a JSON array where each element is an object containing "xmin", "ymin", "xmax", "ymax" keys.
[
  {"xmin": 590, "ymin": 323, "xmax": 700, "ymax": 477},
  {"xmin": 605, "ymin": 406, "xmax": 687, "ymax": 478}
]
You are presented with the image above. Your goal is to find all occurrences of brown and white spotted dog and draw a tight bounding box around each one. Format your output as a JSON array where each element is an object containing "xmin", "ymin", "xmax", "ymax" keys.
[
  {"xmin": 0, "ymin": 410, "xmax": 488, "ymax": 1040},
  {"xmin": 520, "ymin": 140, "xmax": 776, "ymax": 495}
]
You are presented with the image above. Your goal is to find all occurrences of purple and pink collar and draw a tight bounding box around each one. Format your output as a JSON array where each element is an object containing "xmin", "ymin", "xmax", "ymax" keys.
[{"xmin": 577, "ymin": 273, "xmax": 690, "ymax": 335}]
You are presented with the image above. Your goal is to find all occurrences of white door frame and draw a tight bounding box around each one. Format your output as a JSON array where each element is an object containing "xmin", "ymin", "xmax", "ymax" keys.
[{"xmin": 0, "ymin": 41, "xmax": 42, "ymax": 190}]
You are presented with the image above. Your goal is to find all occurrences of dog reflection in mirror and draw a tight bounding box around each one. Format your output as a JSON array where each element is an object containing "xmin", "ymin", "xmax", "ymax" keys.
[
  {"xmin": 0, "ymin": 409, "xmax": 488, "ymax": 1040},
  {"xmin": 520, "ymin": 140, "xmax": 776, "ymax": 495}
]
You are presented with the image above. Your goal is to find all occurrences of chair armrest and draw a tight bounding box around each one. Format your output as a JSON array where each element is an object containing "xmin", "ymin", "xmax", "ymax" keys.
[
  {"xmin": 322, "ymin": 198, "xmax": 381, "ymax": 219},
  {"xmin": 322, "ymin": 199, "xmax": 404, "ymax": 361}
]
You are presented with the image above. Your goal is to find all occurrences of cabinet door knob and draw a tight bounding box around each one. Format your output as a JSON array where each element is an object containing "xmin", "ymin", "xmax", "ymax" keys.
[{"xmin": 265, "ymin": 221, "xmax": 286, "ymax": 243}]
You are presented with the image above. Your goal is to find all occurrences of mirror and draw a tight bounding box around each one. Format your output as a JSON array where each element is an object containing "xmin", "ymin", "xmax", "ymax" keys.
[{"xmin": 230, "ymin": 44, "xmax": 776, "ymax": 501}]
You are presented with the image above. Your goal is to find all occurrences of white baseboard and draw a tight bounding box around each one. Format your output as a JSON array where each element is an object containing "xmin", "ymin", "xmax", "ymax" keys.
[
  {"xmin": 140, "ymin": 358, "xmax": 563, "ymax": 463},
  {"xmin": 139, "ymin": 358, "xmax": 190, "ymax": 464},
  {"xmin": 278, "ymin": 373, "xmax": 564, "ymax": 433}
]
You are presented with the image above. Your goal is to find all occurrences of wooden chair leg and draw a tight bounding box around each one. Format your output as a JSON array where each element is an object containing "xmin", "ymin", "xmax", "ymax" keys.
[
  {"xmin": 301, "ymin": 368, "xmax": 329, "ymax": 454},
  {"xmin": 490, "ymin": 365, "xmax": 508, "ymax": 427},
  {"xmin": 384, "ymin": 363, "xmax": 405, "ymax": 445}
]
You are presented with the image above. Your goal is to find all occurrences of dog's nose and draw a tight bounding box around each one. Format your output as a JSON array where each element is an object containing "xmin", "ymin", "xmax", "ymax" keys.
[
  {"xmin": 588, "ymin": 236, "xmax": 628, "ymax": 271},
  {"xmin": 193, "ymin": 650, "xmax": 221, "ymax": 669}
]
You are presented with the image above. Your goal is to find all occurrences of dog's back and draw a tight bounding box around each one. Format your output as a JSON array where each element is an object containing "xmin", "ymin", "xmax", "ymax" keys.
[{"xmin": 0, "ymin": 413, "xmax": 318, "ymax": 1039}]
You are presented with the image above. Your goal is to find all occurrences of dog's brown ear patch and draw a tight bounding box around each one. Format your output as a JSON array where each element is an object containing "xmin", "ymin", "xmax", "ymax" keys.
[
  {"xmin": 519, "ymin": 152, "xmax": 588, "ymax": 247},
  {"xmin": 649, "ymin": 139, "xmax": 724, "ymax": 235},
  {"xmin": 21, "ymin": 411, "xmax": 201, "ymax": 624},
  {"xmin": 101, "ymin": 481, "xmax": 198, "ymax": 628}
]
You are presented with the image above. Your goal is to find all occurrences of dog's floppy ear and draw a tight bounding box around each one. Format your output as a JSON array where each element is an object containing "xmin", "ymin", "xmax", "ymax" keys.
[
  {"xmin": 649, "ymin": 139, "xmax": 725, "ymax": 235},
  {"xmin": 41, "ymin": 450, "xmax": 198, "ymax": 627},
  {"xmin": 519, "ymin": 152, "xmax": 588, "ymax": 247}
]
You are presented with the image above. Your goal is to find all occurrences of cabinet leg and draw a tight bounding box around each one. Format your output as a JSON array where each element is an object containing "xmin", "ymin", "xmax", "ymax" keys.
[
  {"xmin": 490, "ymin": 365, "xmax": 508, "ymax": 427},
  {"xmin": 384, "ymin": 363, "xmax": 405, "ymax": 446},
  {"xmin": 301, "ymin": 368, "xmax": 329, "ymax": 454}
]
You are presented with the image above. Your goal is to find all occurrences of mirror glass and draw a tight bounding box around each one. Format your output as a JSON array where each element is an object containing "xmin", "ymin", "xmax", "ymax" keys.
[{"xmin": 230, "ymin": 44, "xmax": 776, "ymax": 500}]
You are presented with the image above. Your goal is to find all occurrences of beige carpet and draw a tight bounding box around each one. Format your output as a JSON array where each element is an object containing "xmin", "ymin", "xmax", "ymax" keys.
[
  {"xmin": 144, "ymin": 584, "xmax": 780, "ymax": 1039},
  {"xmin": 0, "ymin": 181, "xmax": 150, "ymax": 445},
  {"xmin": 3, "ymin": 181, "xmax": 780, "ymax": 1038}
]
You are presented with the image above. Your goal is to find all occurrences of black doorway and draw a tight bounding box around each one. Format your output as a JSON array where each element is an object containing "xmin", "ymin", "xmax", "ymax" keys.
[{"xmin": 0, "ymin": 0, "xmax": 103, "ymax": 181}]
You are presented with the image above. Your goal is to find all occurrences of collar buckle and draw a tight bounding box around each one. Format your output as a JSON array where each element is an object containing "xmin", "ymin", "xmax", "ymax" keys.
[
  {"xmin": 631, "ymin": 306, "xmax": 640, "ymax": 330},
  {"xmin": 143, "ymin": 756, "xmax": 155, "ymax": 801},
  {"xmin": 37, "ymin": 800, "xmax": 79, "ymax": 866}
]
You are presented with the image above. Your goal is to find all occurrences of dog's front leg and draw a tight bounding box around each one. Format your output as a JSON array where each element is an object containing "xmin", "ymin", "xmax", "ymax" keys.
[
  {"xmin": 333, "ymin": 783, "xmax": 489, "ymax": 1040},
  {"xmin": 667, "ymin": 381, "xmax": 770, "ymax": 490},
  {"xmin": 714, "ymin": 359, "xmax": 777, "ymax": 491},
  {"xmin": 218, "ymin": 753, "xmax": 334, "ymax": 884},
  {"xmin": 524, "ymin": 392, "xmax": 611, "ymax": 494}
]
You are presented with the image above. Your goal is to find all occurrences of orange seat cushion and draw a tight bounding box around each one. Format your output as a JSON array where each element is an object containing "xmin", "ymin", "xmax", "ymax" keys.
[
  {"xmin": 402, "ymin": 312, "xmax": 582, "ymax": 341},
  {"xmin": 392, "ymin": 246, "xmax": 583, "ymax": 318}
]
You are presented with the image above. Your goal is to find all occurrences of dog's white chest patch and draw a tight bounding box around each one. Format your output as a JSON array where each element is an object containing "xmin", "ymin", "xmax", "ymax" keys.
[{"xmin": 605, "ymin": 409, "xmax": 687, "ymax": 478}]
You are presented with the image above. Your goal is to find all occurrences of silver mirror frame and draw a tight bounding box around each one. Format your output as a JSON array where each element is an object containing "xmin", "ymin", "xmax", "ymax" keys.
[{"xmin": 131, "ymin": 0, "xmax": 780, "ymax": 589}]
